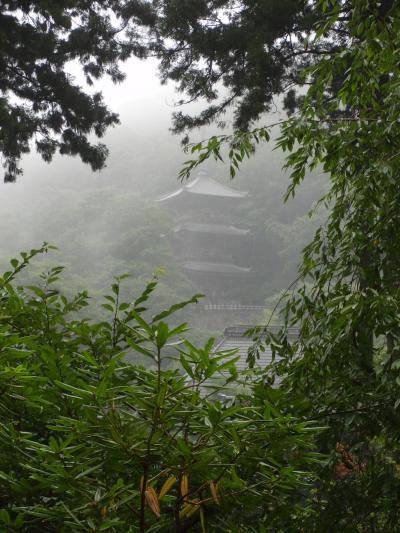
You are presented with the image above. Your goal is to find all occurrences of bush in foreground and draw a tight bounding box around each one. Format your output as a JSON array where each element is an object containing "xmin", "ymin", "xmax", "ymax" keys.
[{"xmin": 0, "ymin": 246, "xmax": 319, "ymax": 532}]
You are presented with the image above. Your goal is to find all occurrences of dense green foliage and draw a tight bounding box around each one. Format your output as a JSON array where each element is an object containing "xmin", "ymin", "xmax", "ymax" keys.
[
  {"xmin": 0, "ymin": 1, "xmax": 158, "ymax": 181},
  {"xmin": 0, "ymin": 246, "xmax": 320, "ymax": 532},
  {"xmin": 149, "ymin": 0, "xmax": 317, "ymax": 133},
  {"xmin": 184, "ymin": 0, "xmax": 400, "ymax": 530},
  {"xmin": 274, "ymin": 2, "xmax": 400, "ymax": 527},
  {"xmin": 0, "ymin": 0, "xmax": 361, "ymax": 181},
  {"xmin": 4, "ymin": 0, "xmax": 400, "ymax": 531}
]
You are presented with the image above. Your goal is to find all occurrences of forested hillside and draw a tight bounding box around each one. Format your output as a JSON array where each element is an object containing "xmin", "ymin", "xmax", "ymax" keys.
[{"xmin": 0, "ymin": 112, "xmax": 326, "ymax": 334}]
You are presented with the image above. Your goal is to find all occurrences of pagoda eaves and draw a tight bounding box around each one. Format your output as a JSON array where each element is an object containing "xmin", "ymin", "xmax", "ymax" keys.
[{"xmin": 158, "ymin": 174, "xmax": 248, "ymax": 203}]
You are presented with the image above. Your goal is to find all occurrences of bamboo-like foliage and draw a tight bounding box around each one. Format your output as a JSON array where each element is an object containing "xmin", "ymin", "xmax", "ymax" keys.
[
  {"xmin": 0, "ymin": 246, "xmax": 320, "ymax": 532},
  {"xmin": 178, "ymin": 1, "xmax": 400, "ymax": 529}
]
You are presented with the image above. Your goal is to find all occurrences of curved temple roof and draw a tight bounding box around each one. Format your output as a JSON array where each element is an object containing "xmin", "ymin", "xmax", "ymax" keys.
[
  {"xmin": 158, "ymin": 173, "xmax": 248, "ymax": 202},
  {"xmin": 201, "ymin": 326, "xmax": 300, "ymax": 392}
]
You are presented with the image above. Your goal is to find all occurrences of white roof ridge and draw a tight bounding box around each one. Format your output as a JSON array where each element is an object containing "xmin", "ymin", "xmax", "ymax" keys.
[{"xmin": 157, "ymin": 175, "xmax": 248, "ymax": 202}]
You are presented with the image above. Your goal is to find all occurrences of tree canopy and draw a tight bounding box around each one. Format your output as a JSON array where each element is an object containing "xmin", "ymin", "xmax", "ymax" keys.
[
  {"xmin": 149, "ymin": 0, "xmax": 317, "ymax": 133},
  {"xmin": 183, "ymin": 0, "xmax": 400, "ymax": 528},
  {"xmin": 0, "ymin": 1, "xmax": 154, "ymax": 181},
  {"xmin": 0, "ymin": 0, "xmax": 373, "ymax": 182}
]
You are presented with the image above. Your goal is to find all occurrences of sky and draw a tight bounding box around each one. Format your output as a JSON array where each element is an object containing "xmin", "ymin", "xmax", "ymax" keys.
[
  {"xmin": 0, "ymin": 56, "xmax": 182, "ymax": 192},
  {"xmin": 0, "ymin": 49, "xmax": 292, "ymax": 201}
]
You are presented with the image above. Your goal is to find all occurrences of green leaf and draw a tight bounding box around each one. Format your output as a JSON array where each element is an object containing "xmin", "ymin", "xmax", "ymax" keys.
[
  {"xmin": 125, "ymin": 338, "xmax": 155, "ymax": 359},
  {"xmin": 155, "ymin": 321, "xmax": 169, "ymax": 349},
  {"xmin": 152, "ymin": 294, "xmax": 203, "ymax": 322},
  {"xmin": 180, "ymin": 353, "xmax": 194, "ymax": 378}
]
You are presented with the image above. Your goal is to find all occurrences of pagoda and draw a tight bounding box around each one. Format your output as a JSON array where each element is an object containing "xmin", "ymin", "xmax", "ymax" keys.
[{"xmin": 158, "ymin": 172, "xmax": 254, "ymax": 304}]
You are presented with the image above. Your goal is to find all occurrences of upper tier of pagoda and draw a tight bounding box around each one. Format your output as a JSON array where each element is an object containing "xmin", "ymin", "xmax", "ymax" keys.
[{"xmin": 158, "ymin": 172, "xmax": 248, "ymax": 203}]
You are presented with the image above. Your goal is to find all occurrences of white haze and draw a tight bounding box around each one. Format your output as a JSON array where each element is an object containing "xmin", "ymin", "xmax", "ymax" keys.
[{"xmin": 0, "ymin": 57, "xmax": 327, "ymax": 333}]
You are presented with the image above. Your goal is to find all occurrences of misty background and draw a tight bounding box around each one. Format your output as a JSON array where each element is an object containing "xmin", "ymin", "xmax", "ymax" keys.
[{"xmin": 0, "ymin": 58, "xmax": 327, "ymax": 339}]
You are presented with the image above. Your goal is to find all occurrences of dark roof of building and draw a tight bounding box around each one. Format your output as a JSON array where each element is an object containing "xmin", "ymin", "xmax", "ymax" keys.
[
  {"xmin": 219, "ymin": 325, "xmax": 300, "ymax": 340},
  {"xmin": 183, "ymin": 261, "xmax": 253, "ymax": 274},
  {"xmin": 175, "ymin": 222, "xmax": 250, "ymax": 236},
  {"xmin": 213, "ymin": 325, "xmax": 299, "ymax": 373},
  {"xmin": 158, "ymin": 173, "xmax": 248, "ymax": 202}
]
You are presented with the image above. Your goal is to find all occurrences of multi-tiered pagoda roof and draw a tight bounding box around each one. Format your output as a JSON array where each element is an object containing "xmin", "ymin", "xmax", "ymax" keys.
[{"xmin": 158, "ymin": 172, "xmax": 253, "ymax": 304}]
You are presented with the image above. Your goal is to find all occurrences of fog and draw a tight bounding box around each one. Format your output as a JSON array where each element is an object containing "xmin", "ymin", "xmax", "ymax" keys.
[{"xmin": 0, "ymin": 58, "xmax": 327, "ymax": 337}]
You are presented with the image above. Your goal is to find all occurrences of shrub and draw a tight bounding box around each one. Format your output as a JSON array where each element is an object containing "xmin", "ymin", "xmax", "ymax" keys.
[{"xmin": 0, "ymin": 246, "xmax": 319, "ymax": 532}]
